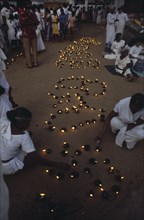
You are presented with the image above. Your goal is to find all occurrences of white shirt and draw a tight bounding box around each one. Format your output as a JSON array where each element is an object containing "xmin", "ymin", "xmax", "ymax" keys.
[
  {"xmin": 114, "ymin": 97, "xmax": 144, "ymax": 124},
  {"xmin": 116, "ymin": 12, "xmax": 128, "ymax": 24},
  {"xmin": 111, "ymin": 40, "xmax": 125, "ymax": 54},
  {"xmin": 0, "ymin": 118, "xmax": 35, "ymax": 161},
  {"xmin": 129, "ymin": 45, "xmax": 143, "ymax": 58},
  {"xmin": 115, "ymin": 54, "xmax": 131, "ymax": 69},
  {"xmin": 1, "ymin": 7, "xmax": 10, "ymax": 20}
]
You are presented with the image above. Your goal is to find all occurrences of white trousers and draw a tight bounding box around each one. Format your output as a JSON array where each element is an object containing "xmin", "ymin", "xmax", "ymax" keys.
[{"xmin": 110, "ymin": 116, "xmax": 144, "ymax": 149}]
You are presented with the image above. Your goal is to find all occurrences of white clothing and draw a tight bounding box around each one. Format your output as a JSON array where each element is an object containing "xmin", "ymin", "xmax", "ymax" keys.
[
  {"xmin": 6, "ymin": 19, "xmax": 17, "ymax": 44},
  {"xmin": 104, "ymin": 39, "xmax": 125, "ymax": 59},
  {"xmin": 110, "ymin": 97, "xmax": 144, "ymax": 149},
  {"xmin": 96, "ymin": 10, "xmax": 102, "ymax": 24},
  {"xmin": 36, "ymin": 28, "xmax": 45, "ymax": 52},
  {"xmin": 1, "ymin": 7, "xmax": 10, "ymax": 20},
  {"xmin": 0, "ymin": 93, "xmax": 12, "ymax": 118},
  {"xmin": 0, "ymin": 159, "xmax": 9, "ymax": 220},
  {"xmin": 115, "ymin": 12, "xmax": 128, "ymax": 34},
  {"xmin": 115, "ymin": 54, "xmax": 132, "ymax": 76},
  {"xmin": 35, "ymin": 11, "xmax": 43, "ymax": 31},
  {"xmin": 0, "ymin": 118, "xmax": 35, "ymax": 174},
  {"xmin": 0, "ymin": 48, "xmax": 7, "ymax": 71},
  {"xmin": 129, "ymin": 45, "xmax": 143, "ymax": 65},
  {"xmin": 106, "ymin": 13, "xmax": 116, "ymax": 44}
]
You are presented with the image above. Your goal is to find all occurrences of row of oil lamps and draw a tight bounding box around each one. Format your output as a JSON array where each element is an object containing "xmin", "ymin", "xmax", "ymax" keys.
[{"xmin": 6, "ymin": 52, "xmax": 23, "ymax": 66}]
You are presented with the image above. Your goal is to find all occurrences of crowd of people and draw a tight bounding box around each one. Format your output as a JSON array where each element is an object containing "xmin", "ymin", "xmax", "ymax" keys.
[
  {"xmin": 104, "ymin": 6, "xmax": 144, "ymax": 81},
  {"xmin": 0, "ymin": 1, "xmax": 144, "ymax": 220}
]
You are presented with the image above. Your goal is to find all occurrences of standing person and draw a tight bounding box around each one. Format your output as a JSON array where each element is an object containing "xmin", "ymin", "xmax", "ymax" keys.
[
  {"xmin": 0, "ymin": 48, "xmax": 17, "ymax": 113},
  {"xmin": 19, "ymin": 0, "xmax": 39, "ymax": 68},
  {"xmin": 104, "ymin": 33, "xmax": 125, "ymax": 59},
  {"xmin": 51, "ymin": 10, "xmax": 60, "ymax": 42},
  {"xmin": 6, "ymin": 14, "xmax": 17, "ymax": 50},
  {"xmin": 0, "ymin": 107, "xmax": 69, "ymax": 175},
  {"xmin": 115, "ymin": 6, "xmax": 129, "ymax": 35},
  {"xmin": 0, "ymin": 158, "xmax": 9, "ymax": 220},
  {"xmin": 1, "ymin": 1, "xmax": 11, "ymax": 48},
  {"xmin": 68, "ymin": 11, "xmax": 76, "ymax": 41},
  {"xmin": 96, "ymin": 93, "xmax": 144, "ymax": 149},
  {"xmin": 59, "ymin": 8, "xmax": 68, "ymax": 40},
  {"xmin": 96, "ymin": 6, "xmax": 102, "ymax": 24},
  {"xmin": 129, "ymin": 41, "xmax": 144, "ymax": 66},
  {"xmin": 105, "ymin": 8, "xmax": 116, "ymax": 51},
  {"xmin": 45, "ymin": 8, "xmax": 52, "ymax": 41}
]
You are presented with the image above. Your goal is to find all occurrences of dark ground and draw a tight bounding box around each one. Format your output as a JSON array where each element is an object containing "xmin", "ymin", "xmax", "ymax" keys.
[{"xmin": 4, "ymin": 22, "xmax": 144, "ymax": 220}]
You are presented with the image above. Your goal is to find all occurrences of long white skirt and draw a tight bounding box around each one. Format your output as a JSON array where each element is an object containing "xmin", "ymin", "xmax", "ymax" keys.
[{"xmin": 36, "ymin": 29, "xmax": 45, "ymax": 52}]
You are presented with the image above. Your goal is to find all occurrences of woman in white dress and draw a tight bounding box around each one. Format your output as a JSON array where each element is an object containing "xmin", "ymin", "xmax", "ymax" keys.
[
  {"xmin": 96, "ymin": 93, "xmax": 144, "ymax": 149},
  {"xmin": 35, "ymin": 8, "xmax": 45, "ymax": 52},
  {"xmin": 0, "ymin": 107, "xmax": 69, "ymax": 175},
  {"xmin": 105, "ymin": 8, "xmax": 116, "ymax": 44},
  {"xmin": 115, "ymin": 7, "xmax": 128, "ymax": 35},
  {"xmin": 6, "ymin": 14, "xmax": 17, "ymax": 48}
]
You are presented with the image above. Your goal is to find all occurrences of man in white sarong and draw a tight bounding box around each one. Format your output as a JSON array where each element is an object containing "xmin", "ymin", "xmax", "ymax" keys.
[{"xmin": 97, "ymin": 93, "xmax": 144, "ymax": 149}]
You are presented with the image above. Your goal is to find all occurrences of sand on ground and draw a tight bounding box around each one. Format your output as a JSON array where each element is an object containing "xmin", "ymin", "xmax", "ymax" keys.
[{"xmin": 4, "ymin": 23, "xmax": 144, "ymax": 220}]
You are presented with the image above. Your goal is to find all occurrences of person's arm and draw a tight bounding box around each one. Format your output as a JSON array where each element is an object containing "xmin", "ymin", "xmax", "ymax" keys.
[
  {"xmin": 126, "ymin": 118, "xmax": 144, "ymax": 131},
  {"xmin": 26, "ymin": 151, "xmax": 70, "ymax": 170},
  {"xmin": 96, "ymin": 110, "xmax": 118, "ymax": 140},
  {"xmin": 122, "ymin": 62, "xmax": 132, "ymax": 74}
]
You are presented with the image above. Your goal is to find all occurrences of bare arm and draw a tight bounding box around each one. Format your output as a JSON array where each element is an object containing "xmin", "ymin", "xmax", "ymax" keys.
[
  {"xmin": 126, "ymin": 118, "xmax": 144, "ymax": 131},
  {"xmin": 26, "ymin": 151, "xmax": 70, "ymax": 170},
  {"xmin": 97, "ymin": 110, "xmax": 118, "ymax": 139}
]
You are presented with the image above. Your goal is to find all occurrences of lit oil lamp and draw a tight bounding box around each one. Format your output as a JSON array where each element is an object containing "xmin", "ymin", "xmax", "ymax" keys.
[
  {"xmin": 112, "ymin": 185, "xmax": 120, "ymax": 195},
  {"xmin": 48, "ymin": 126, "xmax": 56, "ymax": 131},
  {"xmin": 108, "ymin": 166, "xmax": 115, "ymax": 173},
  {"xmin": 89, "ymin": 158, "xmax": 97, "ymax": 165},
  {"xmin": 94, "ymin": 179, "xmax": 102, "ymax": 187},
  {"xmin": 60, "ymin": 128, "xmax": 67, "ymax": 133},
  {"xmin": 75, "ymin": 150, "xmax": 82, "ymax": 156},
  {"xmin": 70, "ymin": 171, "xmax": 79, "ymax": 179},
  {"xmin": 115, "ymin": 175, "xmax": 124, "ymax": 182},
  {"xmin": 103, "ymin": 158, "xmax": 110, "ymax": 164},
  {"xmin": 87, "ymin": 190, "xmax": 94, "ymax": 198},
  {"xmin": 61, "ymin": 150, "xmax": 69, "ymax": 156},
  {"xmin": 63, "ymin": 142, "xmax": 70, "ymax": 149},
  {"xmin": 81, "ymin": 144, "xmax": 91, "ymax": 151}
]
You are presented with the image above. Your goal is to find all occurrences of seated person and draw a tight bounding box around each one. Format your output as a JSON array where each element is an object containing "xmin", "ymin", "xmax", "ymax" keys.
[
  {"xmin": 96, "ymin": 93, "xmax": 144, "ymax": 149},
  {"xmin": 129, "ymin": 41, "xmax": 144, "ymax": 66},
  {"xmin": 115, "ymin": 48, "xmax": 136, "ymax": 81},
  {"xmin": 104, "ymin": 33, "xmax": 125, "ymax": 59},
  {"xmin": 1, "ymin": 107, "xmax": 69, "ymax": 175}
]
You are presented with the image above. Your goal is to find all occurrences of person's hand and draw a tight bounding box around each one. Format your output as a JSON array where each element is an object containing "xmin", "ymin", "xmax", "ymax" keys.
[{"xmin": 127, "ymin": 123, "xmax": 136, "ymax": 131}]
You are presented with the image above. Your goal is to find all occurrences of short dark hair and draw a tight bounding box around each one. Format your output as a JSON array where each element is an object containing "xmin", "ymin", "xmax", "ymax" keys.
[
  {"xmin": 130, "ymin": 93, "xmax": 144, "ymax": 110},
  {"xmin": 7, "ymin": 107, "xmax": 32, "ymax": 123}
]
